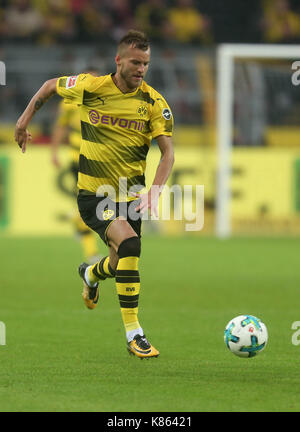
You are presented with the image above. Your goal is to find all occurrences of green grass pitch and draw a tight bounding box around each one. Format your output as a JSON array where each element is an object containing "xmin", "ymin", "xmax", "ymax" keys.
[{"xmin": 0, "ymin": 235, "xmax": 300, "ymax": 412}]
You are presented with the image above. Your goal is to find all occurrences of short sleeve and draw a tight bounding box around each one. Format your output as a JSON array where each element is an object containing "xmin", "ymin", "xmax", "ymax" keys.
[
  {"xmin": 56, "ymin": 73, "xmax": 87, "ymax": 105},
  {"xmin": 150, "ymin": 96, "xmax": 174, "ymax": 138}
]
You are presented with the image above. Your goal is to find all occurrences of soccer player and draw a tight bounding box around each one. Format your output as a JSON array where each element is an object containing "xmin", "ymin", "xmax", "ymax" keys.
[
  {"xmin": 15, "ymin": 30, "xmax": 174, "ymax": 359},
  {"xmin": 51, "ymin": 69, "xmax": 101, "ymax": 264}
]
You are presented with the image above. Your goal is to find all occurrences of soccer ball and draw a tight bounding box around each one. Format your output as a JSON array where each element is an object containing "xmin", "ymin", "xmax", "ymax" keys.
[{"xmin": 224, "ymin": 315, "xmax": 268, "ymax": 358}]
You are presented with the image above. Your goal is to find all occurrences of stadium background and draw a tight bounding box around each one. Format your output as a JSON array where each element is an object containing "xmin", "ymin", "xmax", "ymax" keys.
[
  {"xmin": 1, "ymin": 0, "xmax": 300, "ymax": 237},
  {"xmin": 1, "ymin": 0, "xmax": 300, "ymax": 413}
]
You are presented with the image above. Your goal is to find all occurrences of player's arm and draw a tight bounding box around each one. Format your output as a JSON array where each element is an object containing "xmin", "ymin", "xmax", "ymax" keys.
[
  {"xmin": 15, "ymin": 78, "xmax": 58, "ymax": 153},
  {"xmin": 136, "ymin": 135, "xmax": 174, "ymax": 215},
  {"xmin": 50, "ymin": 123, "xmax": 68, "ymax": 168},
  {"xmin": 151, "ymin": 134, "xmax": 174, "ymax": 195}
]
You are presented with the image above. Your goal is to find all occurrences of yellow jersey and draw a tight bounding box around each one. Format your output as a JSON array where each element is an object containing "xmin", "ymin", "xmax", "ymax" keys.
[
  {"xmin": 56, "ymin": 73, "xmax": 173, "ymax": 201},
  {"xmin": 56, "ymin": 100, "xmax": 81, "ymax": 163}
]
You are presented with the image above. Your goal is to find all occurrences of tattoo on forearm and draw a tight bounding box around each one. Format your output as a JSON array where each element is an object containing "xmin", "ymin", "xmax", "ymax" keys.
[
  {"xmin": 34, "ymin": 94, "xmax": 52, "ymax": 112},
  {"xmin": 34, "ymin": 98, "xmax": 44, "ymax": 111}
]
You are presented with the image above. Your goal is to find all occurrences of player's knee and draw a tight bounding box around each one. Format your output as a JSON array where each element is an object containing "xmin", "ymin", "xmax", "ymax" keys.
[{"xmin": 118, "ymin": 236, "xmax": 141, "ymax": 258}]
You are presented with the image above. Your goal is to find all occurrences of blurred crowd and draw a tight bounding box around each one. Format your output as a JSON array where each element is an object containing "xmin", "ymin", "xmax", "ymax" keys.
[{"xmin": 1, "ymin": 0, "xmax": 300, "ymax": 46}]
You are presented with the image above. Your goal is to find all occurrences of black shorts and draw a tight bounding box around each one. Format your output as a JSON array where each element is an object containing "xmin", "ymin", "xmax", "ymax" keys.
[{"xmin": 77, "ymin": 190, "xmax": 142, "ymax": 245}]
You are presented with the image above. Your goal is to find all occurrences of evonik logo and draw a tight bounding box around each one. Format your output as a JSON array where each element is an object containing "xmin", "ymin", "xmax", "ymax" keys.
[{"xmin": 88, "ymin": 110, "xmax": 145, "ymax": 131}]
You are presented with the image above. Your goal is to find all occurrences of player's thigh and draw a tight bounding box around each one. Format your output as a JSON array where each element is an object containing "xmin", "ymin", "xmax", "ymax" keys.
[{"xmin": 106, "ymin": 217, "xmax": 138, "ymax": 253}]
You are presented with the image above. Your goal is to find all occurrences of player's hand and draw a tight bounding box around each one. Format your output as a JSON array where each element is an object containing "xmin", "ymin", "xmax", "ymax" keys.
[
  {"xmin": 14, "ymin": 126, "xmax": 32, "ymax": 153},
  {"xmin": 134, "ymin": 187, "xmax": 159, "ymax": 217}
]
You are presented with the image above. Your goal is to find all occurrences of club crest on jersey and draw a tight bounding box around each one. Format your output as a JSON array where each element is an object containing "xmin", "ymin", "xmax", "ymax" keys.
[
  {"xmin": 89, "ymin": 109, "xmax": 100, "ymax": 124},
  {"xmin": 102, "ymin": 209, "xmax": 115, "ymax": 221},
  {"xmin": 162, "ymin": 108, "xmax": 172, "ymax": 120},
  {"xmin": 66, "ymin": 76, "xmax": 78, "ymax": 89},
  {"xmin": 137, "ymin": 105, "xmax": 148, "ymax": 118}
]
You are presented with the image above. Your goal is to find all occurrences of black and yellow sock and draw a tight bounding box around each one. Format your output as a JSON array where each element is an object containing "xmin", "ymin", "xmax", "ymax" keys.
[
  {"xmin": 116, "ymin": 237, "xmax": 142, "ymax": 338},
  {"xmin": 116, "ymin": 256, "xmax": 141, "ymax": 333},
  {"xmin": 87, "ymin": 256, "xmax": 115, "ymax": 285}
]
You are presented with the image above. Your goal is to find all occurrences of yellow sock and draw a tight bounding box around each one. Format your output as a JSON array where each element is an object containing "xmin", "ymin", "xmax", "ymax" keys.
[
  {"xmin": 87, "ymin": 256, "xmax": 115, "ymax": 284},
  {"xmin": 115, "ymin": 256, "xmax": 141, "ymax": 333},
  {"xmin": 72, "ymin": 212, "xmax": 99, "ymax": 262}
]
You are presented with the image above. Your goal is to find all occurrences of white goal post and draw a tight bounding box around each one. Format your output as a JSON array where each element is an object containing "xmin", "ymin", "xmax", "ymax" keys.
[{"xmin": 216, "ymin": 44, "xmax": 300, "ymax": 238}]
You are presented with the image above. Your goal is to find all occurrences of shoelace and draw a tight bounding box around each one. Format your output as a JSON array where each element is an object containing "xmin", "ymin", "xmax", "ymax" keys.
[{"xmin": 135, "ymin": 335, "xmax": 150, "ymax": 349}]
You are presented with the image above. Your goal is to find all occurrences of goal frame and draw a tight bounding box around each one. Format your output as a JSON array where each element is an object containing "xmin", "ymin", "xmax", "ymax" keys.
[{"xmin": 216, "ymin": 44, "xmax": 300, "ymax": 237}]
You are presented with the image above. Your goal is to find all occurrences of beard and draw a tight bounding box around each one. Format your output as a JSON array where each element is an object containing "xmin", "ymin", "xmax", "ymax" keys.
[{"xmin": 120, "ymin": 68, "xmax": 141, "ymax": 91}]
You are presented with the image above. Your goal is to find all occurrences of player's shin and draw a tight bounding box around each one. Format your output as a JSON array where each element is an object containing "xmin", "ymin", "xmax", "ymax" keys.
[
  {"xmin": 87, "ymin": 256, "xmax": 115, "ymax": 284},
  {"xmin": 115, "ymin": 237, "xmax": 143, "ymax": 341}
]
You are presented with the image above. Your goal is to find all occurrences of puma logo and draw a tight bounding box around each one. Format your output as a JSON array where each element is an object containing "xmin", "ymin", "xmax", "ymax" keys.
[{"xmin": 96, "ymin": 96, "xmax": 105, "ymax": 105}]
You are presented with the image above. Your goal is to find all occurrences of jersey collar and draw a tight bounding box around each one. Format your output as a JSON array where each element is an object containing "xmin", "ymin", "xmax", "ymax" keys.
[{"xmin": 110, "ymin": 73, "xmax": 142, "ymax": 96}]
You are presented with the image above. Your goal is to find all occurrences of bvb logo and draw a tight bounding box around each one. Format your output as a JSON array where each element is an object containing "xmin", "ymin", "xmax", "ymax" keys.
[
  {"xmin": 102, "ymin": 209, "xmax": 115, "ymax": 221},
  {"xmin": 137, "ymin": 105, "xmax": 148, "ymax": 118}
]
